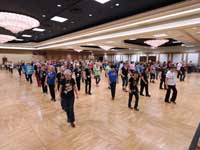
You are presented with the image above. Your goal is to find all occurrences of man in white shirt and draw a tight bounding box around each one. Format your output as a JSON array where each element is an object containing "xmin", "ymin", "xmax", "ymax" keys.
[{"xmin": 165, "ymin": 66, "xmax": 177, "ymax": 104}]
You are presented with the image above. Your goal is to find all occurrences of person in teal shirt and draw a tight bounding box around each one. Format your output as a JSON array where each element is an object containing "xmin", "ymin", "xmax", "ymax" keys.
[{"xmin": 26, "ymin": 63, "xmax": 34, "ymax": 84}]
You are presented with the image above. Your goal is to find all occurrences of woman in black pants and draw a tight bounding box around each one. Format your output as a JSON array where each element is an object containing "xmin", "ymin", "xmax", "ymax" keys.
[
  {"xmin": 59, "ymin": 69, "xmax": 78, "ymax": 128},
  {"xmin": 46, "ymin": 65, "xmax": 56, "ymax": 101},
  {"xmin": 84, "ymin": 66, "xmax": 92, "ymax": 95},
  {"xmin": 74, "ymin": 64, "xmax": 82, "ymax": 91},
  {"xmin": 39, "ymin": 64, "xmax": 48, "ymax": 94},
  {"xmin": 120, "ymin": 63, "xmax": 129, "ymax": 92},
  {"xmin": 128, "ymin": 71, "xmax": 139, "ymax": 111},
  {"xmin": 140, "ymin": 68, "xmax": 151, "ymax": 97}
]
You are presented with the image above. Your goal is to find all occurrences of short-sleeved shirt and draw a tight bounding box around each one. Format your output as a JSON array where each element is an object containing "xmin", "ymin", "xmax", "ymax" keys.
[
  {"xmin": 141, "ymin": 72, "xmax": 148, "ymax": 84},
  {"xmin": 39, "ymin": 70, "xmax": 47, "ymax": 82},
  {"xmin": 85, "ymin": 68, "xmax": 91, "ymax": 79},
  {"xmin": 129, "ymin": 77, "xmax": 138, "ymax": 92},
  {"xmin": 121, "ymin": 67, "xmax": 128, "ymax": 77},
  {"xmin": 74, "ymin": 68, "xmax": 82, "ymax": 79},
  {"xmin": 166, "ymin": 71, "xmax": 176, "ymax": 85},
  {"xmin": 108, "ymin": 70, "xmax": 117, "ymax": 83},
  {"xmin": 61, "ymin": 78, "xmax": 76, "ymax": 98},
  {"xmin": 94, "ymin": 66, "xmax": 101, "ymax": 76},
  {"xmin": 47, "ymin": 72, "xmax": 56, "ymax": 85}
]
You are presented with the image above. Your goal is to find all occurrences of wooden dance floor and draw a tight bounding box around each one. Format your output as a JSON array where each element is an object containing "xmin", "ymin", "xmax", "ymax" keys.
[{"xmin": 0, "ymin": 70, "xmax": 200, "ymax": 150}]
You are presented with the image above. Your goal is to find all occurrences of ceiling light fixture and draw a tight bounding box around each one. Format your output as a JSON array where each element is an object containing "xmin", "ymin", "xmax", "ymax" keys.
[
  {"xmin": 22, "ymin": 34, "xmax": 32, "ymax": 38},
  {"xmin": 99, "ymin": 45, "xmax": 113, "ymax": 50},
  {"xmin": 144, "ymin": 39, "xmax": 169, "ymax": 48},
  {"xmin": 0, "ymin": 12, "xmax": 40, "ymax": 33},
  {"xmin": 0, "ymin": 34, "xmax": 16, "ymax": 43},
  {"xmin": 115, "ymin": 3, "xmax": 120, "ymax": 6},
  {"xmin": 37, "ymin": 17, "xmax": 200, "ymax": 50},
  {"xmin": 51, "ymin": 16, "xmax": 68, "ymax": 23},
  {"xmin": 94, "ymin": 0, "xmax": 111, "ymax": 4},
  {"xmin": 153, "ymin": 33, "xmax": 168, "ymax": 37},
  {"xmin": 32, "ymin": 28, "xmax": 45, "ymax": 32},
  {"xmin": 57, "ymin": 4, "xmax": 62, "ymax": 7},
  {"xmin": 37, "ymin": 8, "xmax": 200, "ymax": 47},
  {"xmin": 15, "ymin": 38, "xmax": 24, "ymax": 41},
  {"xmin": 89, "ymin": 14, "xmax": 93, "ymax": 17},
  {"xmin": 74, "ymin": 49, "xmax": 82, "ymax": 52}
]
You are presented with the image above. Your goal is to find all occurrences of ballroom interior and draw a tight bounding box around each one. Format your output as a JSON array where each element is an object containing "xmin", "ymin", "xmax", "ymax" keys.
[{"xmin": 0, "ymin": 0, "xmax": 200, "ymax": 150}]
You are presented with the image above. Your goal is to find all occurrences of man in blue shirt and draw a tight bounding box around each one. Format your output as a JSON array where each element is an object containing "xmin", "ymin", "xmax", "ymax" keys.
[
  {"xmin": 47, "ymin": 65, "xmax": 57, "ymax": 101},
  {"xmin": 108, "ymin": 65, "xmax": 118, "ymax": 100}
]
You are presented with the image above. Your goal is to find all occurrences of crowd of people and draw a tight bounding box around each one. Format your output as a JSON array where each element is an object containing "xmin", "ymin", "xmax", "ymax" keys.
[{"xmin": 1, "ymin": 59, "xmax": 188, "ymax": 128}]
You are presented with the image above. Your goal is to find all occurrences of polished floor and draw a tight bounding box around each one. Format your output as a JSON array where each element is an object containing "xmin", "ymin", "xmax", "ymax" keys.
[{"xmin": 0, "ymin": 70, "xmax": 200, "ymax": 150}]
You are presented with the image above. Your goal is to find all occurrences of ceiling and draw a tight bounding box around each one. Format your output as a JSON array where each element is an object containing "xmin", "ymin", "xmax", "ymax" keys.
[
  {"xmin": 0, "ymin": 0, "xmax": 199, "ymax": 54},
  {"xmin": 0, "ymin": 0, "xmax": 184, "ymax": 43}
]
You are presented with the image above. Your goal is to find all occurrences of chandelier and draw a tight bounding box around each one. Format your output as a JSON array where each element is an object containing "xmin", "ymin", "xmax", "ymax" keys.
[
  {"xmin": 100, "ymin": 45, "xmax": 113, "ymax": 51},
  {"xmin": 0, "ymin": 34, "xmax": 16, "ymax": 43},
  {"xmin": 144, "ymin": 39, "xmax": 169, "ymax": 48},
  {"xmin": 0, "ymin": 12, "xmax": 40, "ymax": 33}
]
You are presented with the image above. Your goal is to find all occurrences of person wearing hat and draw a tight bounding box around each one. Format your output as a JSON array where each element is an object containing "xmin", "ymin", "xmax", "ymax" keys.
[
  {"xmin": 128, "ymin": 71, "xmax": 140, "ymax": 111},
  {"xmin": 59, "ymin": 69, "xmax": 78, "ymax": 128},
  {"xmin": 165, "ymin": 66, "xmax": 177, "ymax": 104}
]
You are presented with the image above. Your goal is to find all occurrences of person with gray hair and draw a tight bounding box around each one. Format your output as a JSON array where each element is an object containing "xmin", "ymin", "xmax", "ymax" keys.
[{"xmin": 59, "ymin": 69, "xmax": 78, "ymax": 128}]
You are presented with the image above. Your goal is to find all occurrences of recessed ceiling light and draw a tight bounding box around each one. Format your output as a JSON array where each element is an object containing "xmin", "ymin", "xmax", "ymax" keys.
[
  {"xmin": 153, "ymin": 33, "xmax": 168, "ymax": 37},
  {"xmin": 89, "ymin": 14, "xmax": 93, "ymax": 17},
  {"xmin": 32, "ymin": 28, "xmax": 45, "ymax": 32},
  {"xmin": 94, "ymin": 0, "xmax": 111, "ymax": 4},
  {"xmin": 115, "ymin": 3, "xmax": 120, "ymax": 6},
  {"xmin": 15, "ymin": 38, "xmax": 24, "ymax": 41},
  {"xmin": 172, "ymin": 40, "xmax": 182, "ymax": 44},
  {"xmin": 22, "ymin": 34, "xmax": 32, "ymax": 38},
  {"xmin": 57, "ymin": 4, "xmax": 62, "ymax": 7},
  {"xmin": 70, "ymin": 21, "xmax": 75, "ymax": 24},
  {"xmin": 51, "ymin": 16, "xmax": 68, "ymax": 23},
  {"xmin": 42, "ymin": 15, "xmax": 46, "ymax": 18}
]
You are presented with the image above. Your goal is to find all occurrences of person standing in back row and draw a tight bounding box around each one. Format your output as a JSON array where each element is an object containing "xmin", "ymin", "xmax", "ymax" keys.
[
  {"xmin": 108, "ymin": 65, "xmax": 118, "ymax": 100},
  {"xmin": 46, "ymin": 65, "xmax": 56, "ymax": 101},
  {"xmin": 165, "ymin": 66, "xmax": 177, "ymax": 104},
  {"xmin": 84, "ymin": 65, "xmax": 92, "ymax": 95},
  {"xmin": 120, "ymin": 63, "xmax": 129, "ymax": 92},
  {"xmin": 74, "ymin": 64, "xmax": 82, "ymax": 91},
  {"xmin": 128, "ymin": 71, "xmax": 139, "ymax": 111},
  {"xmin": 140, "ymin": 68, "xmax": 151, "ymax": 97}
]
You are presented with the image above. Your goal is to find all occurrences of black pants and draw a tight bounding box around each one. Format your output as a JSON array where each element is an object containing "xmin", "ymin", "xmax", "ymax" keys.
[
  {"xmin": 180, "ymin": 73, "xmax": 185, "ymax": 81},
  {"xmin": 160, "ymin": 78, "xmax": 166, "ymax": 89},
  {"xmin": 18, "ymin": 69, "xmax": 22, "ymax": 76},
  {"xmin": 140, "ymin": 83, "xmax": 149, "ymax": 96},
  {"xmin": 57, "ymin": 82, "xmax": 60, "ymax": 91},
  {"xmin": 85, "ymin": 78, "xmax": 91, "ymax": 94},
  {"xmin": 165, "ymin": 85, "xmax": 177, "ymax": 102},
  {"xmin": 121, "ymin": 76, "xmax": 128, "ymax": 87},
  {"xmin": 25, "ymin": 73, "xmax": 28, "ymax": 81},
  {"xmin": 128, "ymin": 91, "xmax": 139, "ymax": 108},
  {"xmin": 27, "ymin": 74, "xmax": 33, "ymax": 84},
  {"xmin": 10, "ymin": 68, "xmax": 13, "ymax": 74},
  {"xmin": 150, "ymin": 73, "xmax": 155, "ymax": 82},
  {"xmin": 76, "ymin": 78, "xmax": 81, "ymax": 91},
  {"xmin": 177, "ymin": 71, "xmax": 181, "ymax": 78},
  {"xmin": 41, "ymin": 81, "xmax": 48, "ymax": 93},
  {"xmin": 61, "ymin": 97, "xmax": 75, "ymax": 123},
  {"xmin": 95, "ymin": 75, "xmax": 101, "ymax": 85},
  {"xmin": 48, "ymin": 84, "xmax": 55, "ymax": 100},
  {"xmin": 110, "ymin": 82, "xmax": 116, "ymax": 99}
]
